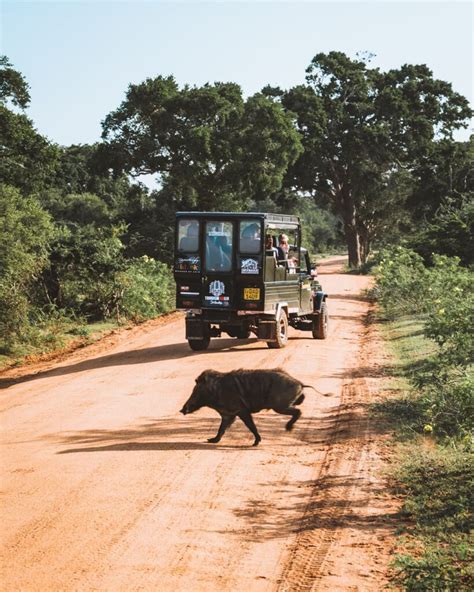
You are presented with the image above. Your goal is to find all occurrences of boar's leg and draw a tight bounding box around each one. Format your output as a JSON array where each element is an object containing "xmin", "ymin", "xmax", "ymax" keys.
[
  {"xmin": 207, "ymin": 415, "xmax": 236, "ymax": 443},
  {"xmin": 237, "ymin": 410, "xmax": 261, "ymax": 446},
  {"xmin": 273, "ymin": 406, "xmax": 302, "ymax": 431}
]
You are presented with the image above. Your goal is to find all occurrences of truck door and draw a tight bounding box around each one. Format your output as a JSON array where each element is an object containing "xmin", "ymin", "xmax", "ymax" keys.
[
  {"xmin": 202, "ymin": 221, "xmax": 235, "ymax": 309},
  {"xmin": 175, "ymin": 217, "xmax": 202, "ymax": 310}
]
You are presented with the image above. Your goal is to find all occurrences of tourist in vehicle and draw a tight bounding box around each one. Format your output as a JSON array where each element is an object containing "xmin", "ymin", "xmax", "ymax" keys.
[
  {"xmin": 278, "ymin": 234, "xmax": 297, "ymax": 271},
  {"xmin": 265, "ymin": 234, "xmax": 279, "ymax": 259}
]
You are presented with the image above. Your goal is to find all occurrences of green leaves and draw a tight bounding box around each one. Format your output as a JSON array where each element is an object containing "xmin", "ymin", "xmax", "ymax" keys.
[
  {"xmin": 0, "ymin": 55, "xmax": 30, "ymax": 109},
  {"xmin": 0, "ymin": 184, "xmax": 54, "ymax": 346},
  {"xmin": 100, "ymin": 78, "xmax": 302, "ymax": 211},
  {"xmin": 280, "ymin": 52, "xmax": 473, "ymax": 267}
]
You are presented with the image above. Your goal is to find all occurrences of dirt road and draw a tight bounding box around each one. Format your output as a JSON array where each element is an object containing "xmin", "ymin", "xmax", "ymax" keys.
[{"xmin": 0, "ymin": 257, "xmax": 397, "ymax": 591}]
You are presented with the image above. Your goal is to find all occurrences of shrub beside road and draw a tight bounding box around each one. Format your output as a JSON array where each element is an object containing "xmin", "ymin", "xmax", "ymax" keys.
[{"xmin": 373, "ymin": 246, "xmax": 473, "ymax": 591}]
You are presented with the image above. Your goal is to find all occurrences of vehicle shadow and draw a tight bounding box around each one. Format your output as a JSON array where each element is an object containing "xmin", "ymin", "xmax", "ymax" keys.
[{"xmin": 0, "ymin": 338, "xmax": 267, "ymax": 390}]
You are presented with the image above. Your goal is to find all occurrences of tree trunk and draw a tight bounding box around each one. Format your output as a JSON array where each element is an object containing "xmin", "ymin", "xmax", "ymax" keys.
[
  {"xmin": 344, "ymin": 224, "xmax": 362, "ymax": 268},
  {"xmin": 359, "ymin": 228, "xmax": 371, "ymax": 265},
  {"xmin": 333, "ymin": 186, "xmax": 364, "ymax": 268}
]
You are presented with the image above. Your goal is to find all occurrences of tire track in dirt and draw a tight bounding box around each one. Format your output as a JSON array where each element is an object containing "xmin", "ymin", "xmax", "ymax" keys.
[
  {"xmin": 277, "ymin": 380, "xmax": 369, "ymax": 592},
  {"xmin": 277, "ymin": 308, "xmax": 396, "ymax": 591}
]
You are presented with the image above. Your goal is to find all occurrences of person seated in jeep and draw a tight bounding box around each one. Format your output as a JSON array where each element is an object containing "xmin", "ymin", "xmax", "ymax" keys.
[
  {"xmin": 278, "ymin": 234, "xmax": 297, "ymax": 270},
  {"xmin": 265, "ymin": 234, "xmax": 279, "ymax": 260}
]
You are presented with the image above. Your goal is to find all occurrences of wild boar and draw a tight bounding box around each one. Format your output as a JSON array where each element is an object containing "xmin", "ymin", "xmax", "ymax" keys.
[{"xmin": 180, "ymin": 368, "xmax": 314, "ymax": 446}]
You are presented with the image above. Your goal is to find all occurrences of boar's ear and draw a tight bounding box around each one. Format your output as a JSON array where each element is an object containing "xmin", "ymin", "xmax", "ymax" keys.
[
  {"xmin": 195, "ymin": 370, "xmax": 214, "ymax": 384},
  {"xmin": 198, "ymin": 370, "xmax": 219, "ymax": 394},
  {"xmin": 195, "ymin": 371, "xmax": 206, "ymax": 383}
]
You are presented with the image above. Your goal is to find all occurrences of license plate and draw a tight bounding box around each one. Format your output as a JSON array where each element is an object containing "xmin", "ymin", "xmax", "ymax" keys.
[{"xmin": 244, "ymin": 288, "xmax": 260, "ymax": 300}]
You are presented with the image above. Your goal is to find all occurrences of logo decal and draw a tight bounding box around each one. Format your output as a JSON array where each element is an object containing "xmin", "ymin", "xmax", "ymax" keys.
[
  {"xmin": 241, "ymin": 258, "xmax": 259, "ymax": 274},
  {"xmin": 209, "ymin": 280, "xmax": 225, "ymax": 297}
]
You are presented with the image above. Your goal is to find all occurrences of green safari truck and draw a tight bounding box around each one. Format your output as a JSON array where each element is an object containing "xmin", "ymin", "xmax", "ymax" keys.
[{"xmin": 174, "ymin": 212, "xmax": 328, "ymax": 351}]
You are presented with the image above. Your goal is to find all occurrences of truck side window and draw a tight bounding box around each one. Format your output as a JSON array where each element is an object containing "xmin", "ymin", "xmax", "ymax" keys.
[
  {"xmin": 239, "ymin": 220, "xmax": 261, "ymax": 253},
  {"xmin": 178, "ymin": 219, "xmax": 199, "ymax": 252}
]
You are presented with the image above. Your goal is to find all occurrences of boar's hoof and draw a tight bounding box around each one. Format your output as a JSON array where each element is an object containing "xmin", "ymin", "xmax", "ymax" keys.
[
  {"xmin": 252, "ymin": 437, "xmax": 261, "ymax": 446},
  {"xmin": 207, "ymin": 437, "xmax": 221, "ymax": 444}
]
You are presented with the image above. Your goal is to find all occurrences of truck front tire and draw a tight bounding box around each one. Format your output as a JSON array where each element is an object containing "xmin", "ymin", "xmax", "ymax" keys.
[{"xmin": 312, "ymin": 302, "xmax": 328, "ymax": 339}]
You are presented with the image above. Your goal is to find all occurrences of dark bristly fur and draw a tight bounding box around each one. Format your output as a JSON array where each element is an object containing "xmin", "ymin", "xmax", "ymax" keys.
[{"xmin": 180, "ymin": 368, "xmax": 315, "ymax": 446}]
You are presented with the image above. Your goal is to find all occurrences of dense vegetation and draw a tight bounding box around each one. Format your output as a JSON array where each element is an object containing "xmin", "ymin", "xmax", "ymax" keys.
[
  {"xmin": 0, "ymin": 52, "xmax": 472, "ymax": 358},
  {"xmin": 374, "ymin": 248, "xmax": 473, "ymax": 590}
]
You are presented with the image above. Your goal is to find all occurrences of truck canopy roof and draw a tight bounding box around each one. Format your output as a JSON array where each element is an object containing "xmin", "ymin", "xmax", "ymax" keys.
[{"xmin": 176, "ymin": 212, "xmax": 300, "ymax": 231}]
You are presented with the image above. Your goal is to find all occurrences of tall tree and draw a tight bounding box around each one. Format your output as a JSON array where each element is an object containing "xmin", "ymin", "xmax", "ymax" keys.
[
  {"xmin": 99, "ymin": 77, "xmax": 302, "ymax": 212},
  {"xmin": 272, "ymin": 52, "xmax": 472, "ymax": 267},
  {"xmin": 408, "ymin": 136, "xmax": 474, "ymax": 221},
  {"xmin": 407, "ymin": 136, "xmax": 474, "ymax": 265},
  {"xmin": 0, "ymin": 57, "xmax": 58, "ymax": 193}
]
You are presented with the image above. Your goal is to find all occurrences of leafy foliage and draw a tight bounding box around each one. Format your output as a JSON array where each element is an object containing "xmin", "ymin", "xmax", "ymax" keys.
[
  {"xmin": 374, "ymin": 247, "xmax": 473, "ymax": 440},
  {"xmin": 117, "ymin": 256, "xmax": 175, "ymax": 321},
  {"xmin": 0, "ymin": 55, "xmax": 30, "ymax": 108},
  {"xmin": 100, "ymin": 77, "xmax": 302, "ymax": 212},
  {"xmin": 0, "ymin": 184, "xmax": 54, "ymax": 348},
  {"xmin": 273, "ymin": 52, "xmax": 472, "ymax": 267},
  {"xmin": 1, "ymin": 57, "xmax": 58, "ymax": 194}
]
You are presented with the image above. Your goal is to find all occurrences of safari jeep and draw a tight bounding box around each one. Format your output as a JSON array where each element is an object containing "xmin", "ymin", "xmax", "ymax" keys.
[{"xmin": 174, "ymin": 212, "xmax": 328, "ymax": 351}]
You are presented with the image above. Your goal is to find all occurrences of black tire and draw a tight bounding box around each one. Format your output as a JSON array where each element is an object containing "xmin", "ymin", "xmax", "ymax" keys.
[
  {"xmin": 188, "ymin": 337, "xmax": 210, "ymax": 351},
  {"xmin": 312, "ymin": 302, "xmax": 328, "ymax": 339},
  {"xmin": 267, "ymin": 309, "xmax": 289, "ymax": 349}
]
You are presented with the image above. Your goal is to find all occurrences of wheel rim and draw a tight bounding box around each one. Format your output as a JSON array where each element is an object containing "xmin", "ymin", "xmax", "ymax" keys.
[
  {"xmin": 279, "ymin": 315, "xmax": 288, "ymax": 342},
  {"xmin": 323, "ymin": 312, "xmax": 328, "ymax": 333}
]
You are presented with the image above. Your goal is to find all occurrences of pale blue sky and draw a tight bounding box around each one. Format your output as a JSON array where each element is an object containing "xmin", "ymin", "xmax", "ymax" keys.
[{"xmin": 2, "ymin": 1, "xmax": 473, "ymax": 147}]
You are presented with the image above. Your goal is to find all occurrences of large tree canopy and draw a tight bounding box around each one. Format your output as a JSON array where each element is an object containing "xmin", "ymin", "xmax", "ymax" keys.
[
  {"xmin": 0, "ymin": 56, "xmax": 58, "ymax": 194},
  {"xmin": 272, "ymin": 52, "xmax": 472, "ymax": 266},
  {"xmin": 99, "ymin": 76, "xmax": 302, "ymax": 211}
]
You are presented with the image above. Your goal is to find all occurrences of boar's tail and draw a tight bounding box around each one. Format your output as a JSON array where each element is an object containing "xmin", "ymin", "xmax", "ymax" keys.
[{"xmin": 301, "ymin": 383, "xmax": 332, "ymax": 396}]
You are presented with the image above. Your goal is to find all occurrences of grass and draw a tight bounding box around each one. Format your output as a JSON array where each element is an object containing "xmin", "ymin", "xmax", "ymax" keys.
[
  {"xmin": 0, "ymin": 319, "xmax": 123, "ymax": 371},
  {"xmin": 375, "ymin": 313, "xmax": 474, "ymax": 591}
]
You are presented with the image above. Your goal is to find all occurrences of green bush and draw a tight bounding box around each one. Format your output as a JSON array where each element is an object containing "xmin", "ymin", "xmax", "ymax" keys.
[
  {"xmin": 424, "ymin": 255, "xmax": 474, "ymax": 369},
  {"xmin": 117, "ymin": 256, "xmax": 175, "ymax": 321},
  {"xmin": 375, "ymin": 247, "xmax": 474, "ymax": 591},
  {"xmin": 0, "ymin": 184, "xmax": 54, "ymax": 350},
  {"xmin": 375, "ymin": 247, "xmax": 473, "ymax": 441},
  {"xmin": 374, "ymin": 247, "xmax": 430, "ymax": 319}
]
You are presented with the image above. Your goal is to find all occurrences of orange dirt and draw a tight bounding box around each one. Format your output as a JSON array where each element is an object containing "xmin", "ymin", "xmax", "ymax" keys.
[{"xmin": 0, "ymin": 256, "xmax": 399, "ymax": 591}]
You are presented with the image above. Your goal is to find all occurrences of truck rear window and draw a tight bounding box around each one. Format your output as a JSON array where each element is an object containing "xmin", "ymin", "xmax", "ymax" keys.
[
  {"xmin": 205, "ymin": 221, "xmax": 233, "ymax": 272},
  {"xmin": 178, "ymin": 219, "xmax": 199, "ymax": 252}
]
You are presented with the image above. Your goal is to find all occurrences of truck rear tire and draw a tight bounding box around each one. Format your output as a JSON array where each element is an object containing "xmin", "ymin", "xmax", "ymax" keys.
[
  {"xmin": 312, "ymin": 302, "xmax": 328, "ymax": 339},
  {"xmin": 188, "ymin": 338, "xmax": 210, "ymax": 351},
  {"xmin": 267, "ymin": 309, "xmax": 289, "ymax": 349}
]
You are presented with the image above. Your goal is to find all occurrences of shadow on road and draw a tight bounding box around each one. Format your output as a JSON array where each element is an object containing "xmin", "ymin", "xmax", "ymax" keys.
[
  {"xmin": 51, "ymin": 400, "xmax": 386, "ymax": 455},
  {"xmin": 0, "ymin": 338, "xmax": 267, "ymax": 390},
  {"xmin": 225, "ymin": 474, "xmax": 400, "ymax": 540}
]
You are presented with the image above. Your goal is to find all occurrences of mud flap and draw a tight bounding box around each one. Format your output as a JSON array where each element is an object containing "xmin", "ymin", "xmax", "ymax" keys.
[
  {"xmin": 186, "ymin": 318, "xmax": 209, "ymax": 340},
  {"xmin": 257, "ymin": 320, "xmax": 277, "ymax": 341}
]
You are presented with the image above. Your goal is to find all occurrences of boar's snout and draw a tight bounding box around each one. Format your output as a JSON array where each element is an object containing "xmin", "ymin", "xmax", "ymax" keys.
[{"xmin": 180, "ymin": 404, "xmax": 189, "ymax": 415}]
